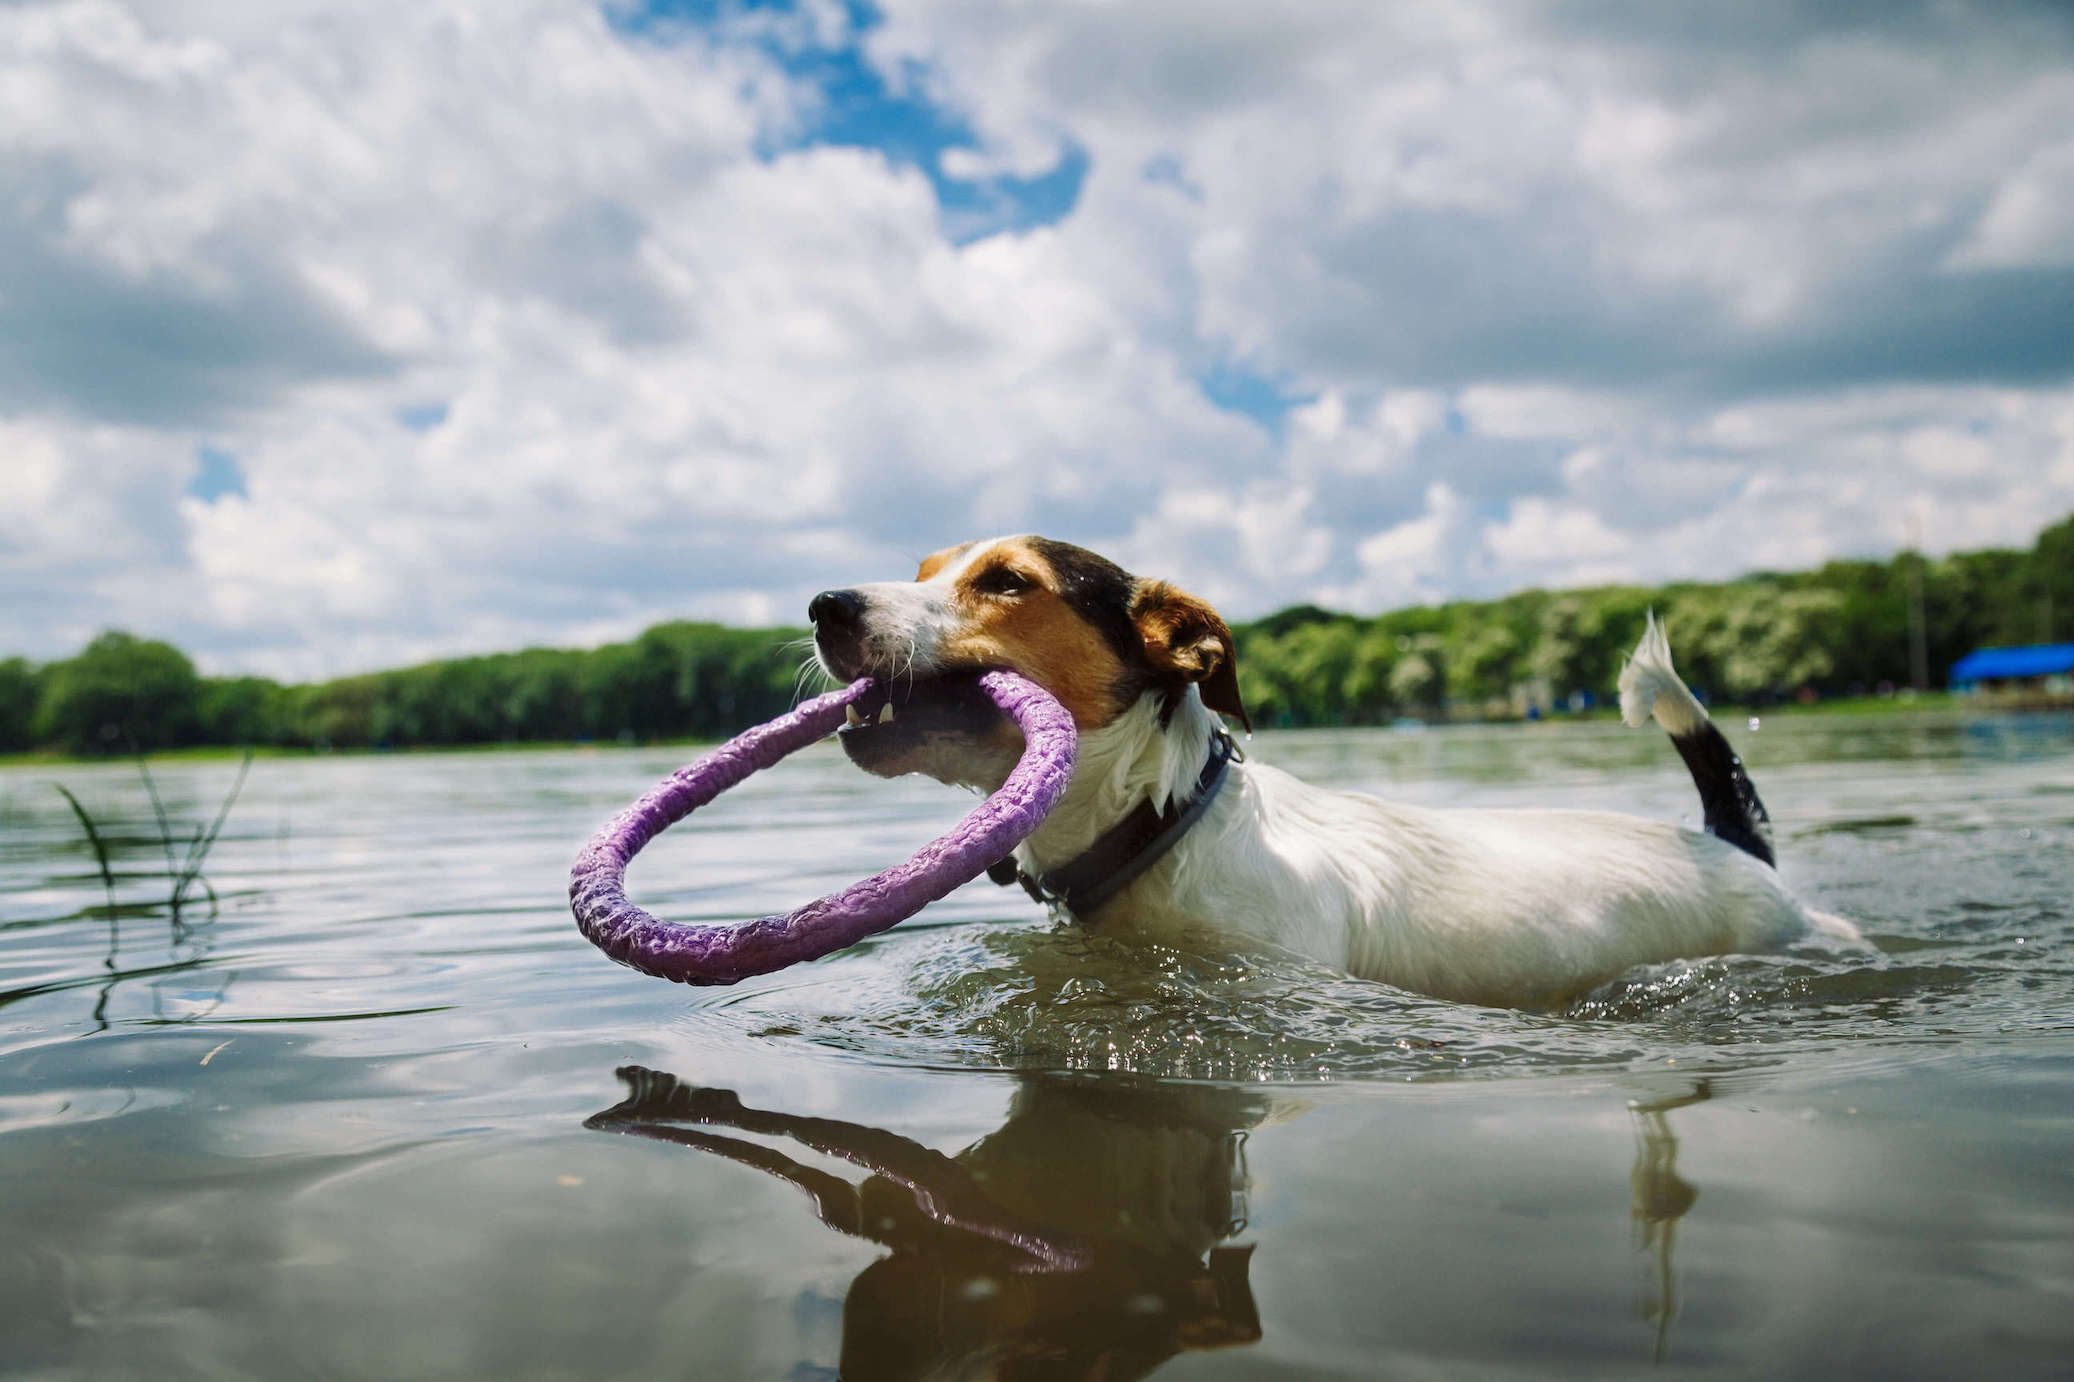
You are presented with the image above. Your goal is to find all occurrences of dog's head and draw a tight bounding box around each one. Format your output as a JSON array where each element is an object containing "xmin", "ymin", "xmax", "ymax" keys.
[{"xmin": 811, "ymin": 536, "xmax": 1248, "ymax": 785}]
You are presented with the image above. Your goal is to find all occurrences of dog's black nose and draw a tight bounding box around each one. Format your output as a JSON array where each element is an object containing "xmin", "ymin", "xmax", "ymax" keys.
[{"xmin": 809, "ymin": 589, "xmax": 865, "ymax": 628}]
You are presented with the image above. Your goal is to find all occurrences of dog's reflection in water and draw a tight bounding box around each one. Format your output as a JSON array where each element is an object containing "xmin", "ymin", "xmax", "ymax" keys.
[
  {"xmin": 587, "ymin": 1067, "xmax": 1264, "ymax": 1381},
  {"xmin": 1628, "ymin": 1079, "xmax": 1709, "ymax": 1365}
]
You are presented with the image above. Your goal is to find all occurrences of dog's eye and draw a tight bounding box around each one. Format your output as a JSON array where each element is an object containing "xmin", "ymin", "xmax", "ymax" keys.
[{"xmin": 972, "ymin": 566, "xmax": 1034, "ymax": 597}]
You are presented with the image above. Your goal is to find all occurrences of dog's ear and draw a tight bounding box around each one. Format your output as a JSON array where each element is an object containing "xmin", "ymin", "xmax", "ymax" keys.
[{"xmin": 1130, "ymin": 579, "xmax": 1251, "ymax": 732}]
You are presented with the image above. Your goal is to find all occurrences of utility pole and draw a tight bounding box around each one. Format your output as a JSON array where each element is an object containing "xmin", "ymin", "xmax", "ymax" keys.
[{"xmin": 1905, "ymin": 513, "xmax": 1929, "ymax": 692}]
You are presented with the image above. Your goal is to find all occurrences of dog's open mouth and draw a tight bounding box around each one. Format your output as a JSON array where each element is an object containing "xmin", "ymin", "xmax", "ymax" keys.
[
  {"xmin": 835, "ymin": 672, "xmax": 1001, "ymax": 742},
  {"xmin": 834, "ymin": 671, "xmax": 1023, "ymax": 781}
]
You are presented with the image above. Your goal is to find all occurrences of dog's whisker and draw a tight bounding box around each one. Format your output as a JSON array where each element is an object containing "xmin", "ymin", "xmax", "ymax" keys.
[
  {"xmin": 789, "ymin": 653, "xmax": 828, "ymax": 707},
  {"xmin": 901, "ymin": 634, "xmax": 919, "ymax": 694}
]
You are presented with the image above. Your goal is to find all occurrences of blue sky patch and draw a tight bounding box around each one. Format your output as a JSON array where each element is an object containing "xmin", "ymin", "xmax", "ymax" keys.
[
  {"xmin": 611, "ymin": 0, "xmax": 1086, "ymax": 243},
  {"xmin": 1198, "ymin": 360, "xmax": 1312, "ymax": 438},
  {"xmin": 189, "ymin": 446, "xmax": 247, "ymax": 504},
  {"xmin": 1141, "ymin": 154, "xmax": 1201, "ymax": 201},
  {"xmin": 935, "ymin": 145, "xmax": 1089, "ymax": 245},
  {"xmin": 396, "ymin": 402, "xmax": 450, "ymax": 432}
]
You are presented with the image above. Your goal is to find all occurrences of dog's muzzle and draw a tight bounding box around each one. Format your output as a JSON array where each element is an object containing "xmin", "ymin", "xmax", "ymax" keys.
[{"xmin": 809, "ymin": 587, "xmax": 870, "ymax": 678}]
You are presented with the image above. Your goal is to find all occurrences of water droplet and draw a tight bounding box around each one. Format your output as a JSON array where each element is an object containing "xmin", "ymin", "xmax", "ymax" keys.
[{"xmin": 1747, "ymin": 716, "xmax": 1761, "ymax": 732}]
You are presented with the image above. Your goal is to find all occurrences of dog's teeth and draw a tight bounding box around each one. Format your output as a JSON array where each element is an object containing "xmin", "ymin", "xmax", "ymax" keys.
[
  {"xmin": 845, "ymin": 705, "xmax": 863, "ymax": 728},
  {"xmin": 877, "ymin": 703, "xmax": 894, "ymax": 725}
]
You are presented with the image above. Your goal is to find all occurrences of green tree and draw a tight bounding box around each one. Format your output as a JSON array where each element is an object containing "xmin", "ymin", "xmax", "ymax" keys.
[
  {"xmin": 1524, "ymin": 590, "xmax": 1649, "ymax": 708},
  {"xmin": 1444, "ymin": 621, "xmax": 1521, "ymax": 708},
  {"xmin": 34, "ymin": 631, "xmax": 202, "ymax": 753},
  {"xmin": 1528, "ymin": 596, "xmax": 1591, "ymax": 702},
  {"xmin": 1280, "ymin": 621, "xmax": 1360, "ymax": 724},
  {"xmin": 2024, "ymin": 513, "xmax": 2073, "ymax": 644},
  {"xmin": 0, "ymin": 657, "xmax": 40, "ymax": 751},
  {"xmin": 500, "ymin": 649, "xmax": 587, "ymax": 740},
  {"xmin": 1793, "ymin": 560, "xmax": 1908, "ymax": 692},
  {"xmin": 1233, "ymin": 629, "xmax": 1299, "ymax": 728},
  {"xmin": 1665, "ymin": 586, "xmax": 1842, "ymax": 700},
  {"xmin": 198, "ymin": 676, "xmax": 291, "ymax": 745},
  {"xmin": 1343, "ymin": 626, "xmax": 1400, "ymax": 721},
  {"xmin": 298, "ymin": 675, "xmax": 378, "ymax": 749},
  {"xmin": 1387, "ymin": 637, "xmax": 1444, "ymax": 715}
]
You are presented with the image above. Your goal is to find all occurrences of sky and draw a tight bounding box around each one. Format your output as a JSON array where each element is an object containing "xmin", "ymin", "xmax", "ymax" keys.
[{"xmin": 5, "ymin": 0, "xmax": 2074, "ymax": 680}]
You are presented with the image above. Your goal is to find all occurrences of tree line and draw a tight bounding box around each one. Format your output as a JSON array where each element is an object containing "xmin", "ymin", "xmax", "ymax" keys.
[
  {"xmin": 1236, "ymin": 511, "xmax": 2068, "ymax": 726},
  {"xmin": 5, "ymin": 513, "xmax": 2068, "ymax": 754},
  {"xmin": 0, "ymin": 623, "xmax": 808, "ymax": 755}
]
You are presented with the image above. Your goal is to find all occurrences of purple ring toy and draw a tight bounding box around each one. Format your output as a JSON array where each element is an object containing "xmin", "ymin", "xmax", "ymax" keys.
[{"xmin": 569, "ymin": 671, "xmax": 1077, "ymax": 985}]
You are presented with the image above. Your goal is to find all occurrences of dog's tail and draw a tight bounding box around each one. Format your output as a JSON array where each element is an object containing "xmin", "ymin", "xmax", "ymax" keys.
[{"xmin": 1618, "ymin": 611, "xmax": 1775, "ymax": 867}]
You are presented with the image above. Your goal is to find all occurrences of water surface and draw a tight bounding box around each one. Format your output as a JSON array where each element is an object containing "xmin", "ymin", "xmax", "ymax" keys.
[{"xmin": 2, "ymin": 711, "xmax": 2071, "ymax": 1378}]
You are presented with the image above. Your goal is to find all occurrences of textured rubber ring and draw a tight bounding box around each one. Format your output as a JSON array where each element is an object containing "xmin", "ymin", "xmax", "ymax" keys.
[{"xmin": 569, "ymin": 671, "xmax": 1077, "ymax": 985}]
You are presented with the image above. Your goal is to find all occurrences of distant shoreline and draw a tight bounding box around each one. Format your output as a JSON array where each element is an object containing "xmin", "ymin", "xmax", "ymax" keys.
[{"xmin": 1, "ymin": 691, "xmax": 2007, "ymax": 768}]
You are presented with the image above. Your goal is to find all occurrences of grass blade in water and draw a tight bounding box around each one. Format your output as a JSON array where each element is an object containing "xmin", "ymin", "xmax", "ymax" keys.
[{"xmin": 53, "ymin": 783, "xmax": 117, "ymax": 920}]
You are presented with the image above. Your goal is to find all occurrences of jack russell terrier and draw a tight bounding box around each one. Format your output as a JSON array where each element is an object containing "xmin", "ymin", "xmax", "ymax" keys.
[{"xmin": 809, "ymin": 536, "xmax": 1863, "ymax": 1009}]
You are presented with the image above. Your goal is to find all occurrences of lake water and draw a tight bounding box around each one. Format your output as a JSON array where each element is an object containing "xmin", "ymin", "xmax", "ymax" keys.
[{"xmin": 3, "ymin": 711, "xmax": 2071, "ymax": 1380}]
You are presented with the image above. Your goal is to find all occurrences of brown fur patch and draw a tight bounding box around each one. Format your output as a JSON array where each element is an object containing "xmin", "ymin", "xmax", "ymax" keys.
[
  {"xmin": 935, "ymin": 538, "xmax": 1133, "ymax": 727},
  {"xmin": 915, "ymin": 542, "xmax": 973, "ymax": 582}
]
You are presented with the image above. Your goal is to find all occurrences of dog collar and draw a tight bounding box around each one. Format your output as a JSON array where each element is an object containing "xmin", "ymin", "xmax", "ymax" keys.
[{"xmin": 988, "ymin": 729, "xmax": 1240, "ymax": 922}]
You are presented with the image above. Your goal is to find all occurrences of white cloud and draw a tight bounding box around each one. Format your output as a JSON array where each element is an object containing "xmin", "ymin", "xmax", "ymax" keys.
[
  {"xmin": 1115, "ymin": 480, "xmax": 1333, "ymax": 613},
  {"xmin": 1287, "ymin": 389, "xmax": 1447, "ymax": 477},
  {"xmin": 1322, "ymin": 482, "xmax": 1487, "ymax": 613},
  {"xmin": 0, "ymin": 0, "xmax": 1272, "ymax": 672},
  {"xmin": 1946, "ymin": 134, "xmax": 2074, "ymax": 270},
  {"xmin": 1483, "ymin": 496, "xmax": 1635, "ymax": 585},
  {"xmin": 873, "ymin": 1, "xmax": 2074, "ymax": 390},
  {"xmin": 2, "ymin": 1, "xmax": 2072, "ymax": 677},
  {"xmin": 1458, "ymin": 388, "xmax": 1640, "ymax": 443}
]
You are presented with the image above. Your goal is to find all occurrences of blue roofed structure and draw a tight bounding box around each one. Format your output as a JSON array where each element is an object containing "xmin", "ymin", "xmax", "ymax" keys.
[{"xmin": 1949, "ymin": 643, "xmax": 2074, "ymax": 689}]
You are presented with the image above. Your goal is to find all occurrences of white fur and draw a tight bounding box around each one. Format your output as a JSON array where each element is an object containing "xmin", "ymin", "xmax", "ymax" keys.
[
  {"xmin": 1619, "ymin": 609, "xmax": 1706, "ymax": 736},
  {"xmin": 1016, "ymin": 626, "xmax": 1865, "ymax": 1010}
]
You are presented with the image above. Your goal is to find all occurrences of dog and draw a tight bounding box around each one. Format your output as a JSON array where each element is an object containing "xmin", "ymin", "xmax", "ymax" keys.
[{"xmin": 810, "ymin": 536, "xmax": 1863, "ymax": 1009}]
